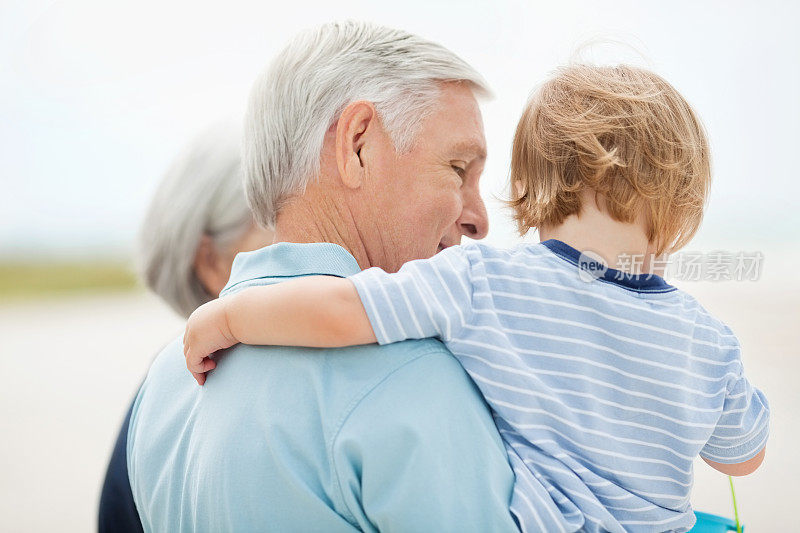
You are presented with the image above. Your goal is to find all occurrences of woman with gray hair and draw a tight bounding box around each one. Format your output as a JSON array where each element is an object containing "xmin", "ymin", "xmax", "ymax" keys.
[
  {"xmin": 98, "ymin": 127, "xmax": 272, "ymax": 531},
  {"xmin": 139, "ymin": 127, "xmax": 273, "ymax": 317}
]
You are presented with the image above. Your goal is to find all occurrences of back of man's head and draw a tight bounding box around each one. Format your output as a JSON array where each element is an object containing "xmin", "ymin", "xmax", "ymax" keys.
[{"xmin": 244, "ymin": 20, "xmax": 491, "ymax": 229}]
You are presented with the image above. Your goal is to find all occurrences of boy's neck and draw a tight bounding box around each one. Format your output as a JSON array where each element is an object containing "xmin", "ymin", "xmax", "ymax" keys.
[{"xmin": 539, "ymin": 190, "xmax": 661, "ymax": 275}]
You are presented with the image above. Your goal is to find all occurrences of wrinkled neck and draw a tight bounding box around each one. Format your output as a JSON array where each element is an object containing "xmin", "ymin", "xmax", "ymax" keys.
[{"xmin": 271, "ymin": 183, "xmax": 374, "ymax": 271}]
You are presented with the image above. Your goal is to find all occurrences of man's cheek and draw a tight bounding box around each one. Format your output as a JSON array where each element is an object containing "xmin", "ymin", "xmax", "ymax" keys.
[{"xmin": 446, "ymin": 195, "xmax": 464, "ymax": 227}]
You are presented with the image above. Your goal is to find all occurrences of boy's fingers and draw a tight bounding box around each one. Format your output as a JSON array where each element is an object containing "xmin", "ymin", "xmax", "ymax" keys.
[
  {"xmin": 187, "ymin": 357, "xmax": 216, "ymax": 384},
  {"xmin": 186, "ymin": 353, "xmax": 207, "ymax": 374}
]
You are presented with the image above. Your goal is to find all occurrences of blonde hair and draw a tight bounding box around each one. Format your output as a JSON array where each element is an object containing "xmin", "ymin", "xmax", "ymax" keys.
[{"xmin": 509, "ymin": 64, "xmax": 711, "ymax": 255}]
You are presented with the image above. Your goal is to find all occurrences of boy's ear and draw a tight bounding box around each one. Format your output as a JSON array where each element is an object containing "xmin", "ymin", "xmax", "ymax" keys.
[{"xmin": 335, "ymin": 101, "xmax": 376, "ymax": 189}]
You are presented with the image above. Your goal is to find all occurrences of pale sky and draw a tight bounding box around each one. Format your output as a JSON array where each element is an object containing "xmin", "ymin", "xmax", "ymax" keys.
[{"xmin": 1, "ymin": 0, "xmax": 798, "ymax": 258}]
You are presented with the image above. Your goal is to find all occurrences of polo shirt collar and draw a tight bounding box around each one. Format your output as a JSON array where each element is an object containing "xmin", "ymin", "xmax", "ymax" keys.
[{"xmin": 221, "ymin": 242, "xmax": 362, "ymax": 296}]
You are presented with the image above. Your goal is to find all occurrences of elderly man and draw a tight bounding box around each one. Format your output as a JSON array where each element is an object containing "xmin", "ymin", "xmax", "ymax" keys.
[{"xmin": 128, "ymin": 21, "xmax": 517, "ymax": 531}]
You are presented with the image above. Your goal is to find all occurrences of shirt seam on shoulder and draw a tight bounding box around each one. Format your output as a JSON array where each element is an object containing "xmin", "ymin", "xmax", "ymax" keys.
[{"xmin": 327, "ymin": 345, "xmax": 453, "ymax": 525}]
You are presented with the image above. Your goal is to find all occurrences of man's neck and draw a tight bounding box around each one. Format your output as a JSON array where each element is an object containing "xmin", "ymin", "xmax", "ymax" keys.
[{"xmin": 271, "ymin": 190, "xmax": 374, "ymax": 270}]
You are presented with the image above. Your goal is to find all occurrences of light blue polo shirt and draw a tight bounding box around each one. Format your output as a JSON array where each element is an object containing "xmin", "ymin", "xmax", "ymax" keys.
[{"xmin": 127, "ymin": 242, "xmax": 517, "ymax": 533}]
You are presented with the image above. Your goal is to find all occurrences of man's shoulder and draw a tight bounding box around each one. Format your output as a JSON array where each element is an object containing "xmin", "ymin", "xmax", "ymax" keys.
[
  {"xmin": 223, "ymin": 336, "xmax": 473, "ymax": 405},
  {"xmin": 137, "ymin": 335, "xmax": 476, "ymax": 418},
  {"xmin": 130, "ymin": 335, "xmax": 494, "ymax": 483},
  {"xmin": 129, "ymin": 333, "xmax": 508, "ymax": 531},
  {"xmin": 132, "ymin": 335, "xmax": 493, "ymax": 452}
]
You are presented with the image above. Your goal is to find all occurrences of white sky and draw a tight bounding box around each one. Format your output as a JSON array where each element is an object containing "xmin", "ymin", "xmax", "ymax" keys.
[{"xmin": 1, "ymin": 0, "xmax": 798, "ymax": 258}]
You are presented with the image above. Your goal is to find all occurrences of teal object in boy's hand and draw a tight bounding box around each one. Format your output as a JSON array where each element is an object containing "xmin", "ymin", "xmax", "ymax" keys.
[{"xmin": 690, "ymin": 511, "xmax": 743, "ymax": 532}]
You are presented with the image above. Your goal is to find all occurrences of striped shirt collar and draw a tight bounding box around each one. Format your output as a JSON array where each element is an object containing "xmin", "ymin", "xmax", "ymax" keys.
[{"xmin": 540, "ymin": 239, "xmax": 676, "ymax": 293}]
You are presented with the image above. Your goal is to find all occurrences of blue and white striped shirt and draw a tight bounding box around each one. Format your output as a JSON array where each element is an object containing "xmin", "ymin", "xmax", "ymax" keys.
[{"xmin": 349, "ymin": 239, "xmax": 769, "ymax": 533}]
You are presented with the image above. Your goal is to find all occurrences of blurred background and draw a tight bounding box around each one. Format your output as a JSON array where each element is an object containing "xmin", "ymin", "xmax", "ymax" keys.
[{"xmin": 1, "ymin": 0, "xmax": 797, "ymax": 530}]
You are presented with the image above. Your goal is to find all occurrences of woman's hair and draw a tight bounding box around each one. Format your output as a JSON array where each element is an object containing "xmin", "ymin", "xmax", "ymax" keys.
[
  {"xmin": 244, "ymin": 20, "xmax": 491, "ymax": 229},
  {"xmin": 509, "ymin": 64, "xmax": 711, "ymax": 255},
  {"xmin": 137, "ymin": 127, "xmax": 254, "ymax": 317}
]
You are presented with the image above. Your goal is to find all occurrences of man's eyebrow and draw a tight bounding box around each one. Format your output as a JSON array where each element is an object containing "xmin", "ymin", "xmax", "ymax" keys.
[{"xmin": 450, "ymin": 140, "xmax": 487, "ymax": 161}]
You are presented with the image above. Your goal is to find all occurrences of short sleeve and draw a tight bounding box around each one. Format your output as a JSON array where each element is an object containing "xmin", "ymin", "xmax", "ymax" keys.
[
  {"xmin": 700, "ymin": 353, "xmax": 770, "ymax": 464},
  {"xmin": 349, "ymin": 245, "xmax": 476, "ymax": 344}
]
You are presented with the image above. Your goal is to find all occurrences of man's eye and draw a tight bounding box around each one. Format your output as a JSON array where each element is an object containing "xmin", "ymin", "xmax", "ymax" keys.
[{"xmin": 452, "ymin": 165, "xmax": 466, "ymax": 179}]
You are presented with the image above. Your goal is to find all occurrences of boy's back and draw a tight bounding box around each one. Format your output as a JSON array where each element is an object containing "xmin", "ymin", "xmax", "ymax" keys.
[{"xmin": 351, "ymin": 239, "xmax": 770, "ymax": 532}]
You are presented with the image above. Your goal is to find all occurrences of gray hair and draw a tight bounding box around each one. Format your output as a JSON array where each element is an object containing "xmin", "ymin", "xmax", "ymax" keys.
[
  {"xmin": 244, "ymin": 20, "xmax": 491, "ymax": 228},
  {"xmin": 137, "ymin": 127, "xmax": 254, "ymax": 317}
]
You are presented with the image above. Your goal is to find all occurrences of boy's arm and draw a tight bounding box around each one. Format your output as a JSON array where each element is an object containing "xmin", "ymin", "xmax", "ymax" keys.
[
  {"xmin": 699, "ymin": 341, "xmax": 770, "ymax": 475},
  {"xmin": 225, "ymin": 276, "xmax": 376, "ymax": 347},
  {"xmin": 183, "ymin": 276, "xmax": 376, "ymax": 384},
  {"xmin": 185, "ymin": 244, "xmax": 477, "ymax": 383}
]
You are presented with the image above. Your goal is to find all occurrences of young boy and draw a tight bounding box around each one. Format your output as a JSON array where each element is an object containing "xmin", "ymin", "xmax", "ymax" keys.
[{"xmin": 183, "ymin": 65, "xmax": 769, "ymax": 532}]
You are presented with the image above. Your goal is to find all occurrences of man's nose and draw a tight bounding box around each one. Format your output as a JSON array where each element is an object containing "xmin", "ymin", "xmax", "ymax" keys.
[{"xmin": 458, "ymin": 189, "xmax": 489, "ymax": 240}]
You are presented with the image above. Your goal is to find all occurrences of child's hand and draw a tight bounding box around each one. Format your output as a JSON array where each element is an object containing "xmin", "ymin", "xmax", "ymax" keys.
[{"xmin": 183, "ymin": 297, "xmax": 238, "ymax": 386}]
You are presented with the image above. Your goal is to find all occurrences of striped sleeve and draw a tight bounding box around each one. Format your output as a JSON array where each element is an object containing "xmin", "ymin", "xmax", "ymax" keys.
[
  {"xmin": 348, "ymin": 245, "xmax": 476, "ymax": 345},
  {"xmin": 700, "ymin": 349, "xmax": 770, "ymax": 464}
]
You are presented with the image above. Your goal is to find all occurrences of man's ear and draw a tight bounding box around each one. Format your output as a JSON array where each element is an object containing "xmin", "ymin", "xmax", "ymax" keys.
[{"xmin": 335, "ymin": 101, "xmax": 376, "ymax": 189}]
